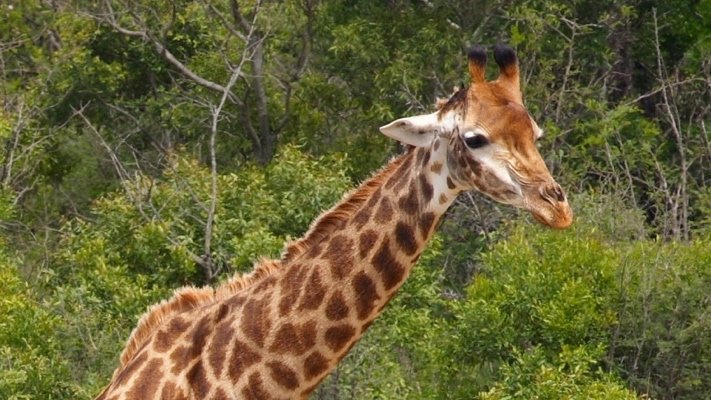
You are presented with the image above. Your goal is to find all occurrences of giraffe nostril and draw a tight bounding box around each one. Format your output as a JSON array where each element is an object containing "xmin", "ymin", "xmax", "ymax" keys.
[
  {"xmin": 550, "ymin": 185, "xmax": 565, "ymax": 202},
  {"xmin": 541, "ymin": 184, "xmax": 566, "ymax": 203}
]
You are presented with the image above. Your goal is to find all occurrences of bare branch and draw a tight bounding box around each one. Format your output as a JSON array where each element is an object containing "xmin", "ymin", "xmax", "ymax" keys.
[
  {"xmin": 1, "ymin": 102, "xmax": 25, "ymax": 186},
  {"xmin": 230, "ymin": 0, "xmax": 253, "ymax": 32},
  {"xmin": 653, "ymin": 8, "xmax": 689, "ymax": 240},
  {"xmin": 203, "ymin": 0, "xmax": 262, "ymax": 281},
  {"xmin": 624, "ymin": 78, "xmax": 705, "ymax": 106},
  {"xmin": 96, "ymin": 0, "xmax": 232, "ymax": 95},
  {"xmin": 201, "ymin": 0, "xmax": 248, "ymax": 42}
]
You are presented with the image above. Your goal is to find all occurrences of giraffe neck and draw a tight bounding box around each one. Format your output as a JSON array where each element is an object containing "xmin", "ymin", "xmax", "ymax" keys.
[
  {"xmin": 258, "ymin": 139, "xmax": 458, "ymax": 397},
  {"xmin": 95, "ymin": 140, "xmax": 459, "ymax": 400}
]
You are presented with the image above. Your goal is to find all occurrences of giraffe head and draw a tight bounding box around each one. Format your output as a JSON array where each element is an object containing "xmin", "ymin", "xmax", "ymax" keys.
[{"xmin": 380, "ymin": 45, "xmax": 572, "ymax": 229}]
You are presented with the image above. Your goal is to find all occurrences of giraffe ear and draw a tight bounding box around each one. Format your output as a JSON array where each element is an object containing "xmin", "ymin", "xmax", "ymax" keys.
[{"xmin": 379, "ymin": 112, "xmax": 440, "ymax": 147}]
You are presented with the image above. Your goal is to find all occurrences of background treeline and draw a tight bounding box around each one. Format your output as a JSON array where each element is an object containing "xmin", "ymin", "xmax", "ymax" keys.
[{"xmin": 1, "ymin": 0, "xmax": 710, "ymax": 399}]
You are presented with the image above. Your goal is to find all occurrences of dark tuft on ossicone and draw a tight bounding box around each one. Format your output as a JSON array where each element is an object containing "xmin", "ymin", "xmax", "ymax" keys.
[
  {"xmin": 493, "ymin": 44, "xmax": 517, "ymax": 68},
  {"xmin": 467, "ymin": 46, "xmax": 487, "ymax": 67}
]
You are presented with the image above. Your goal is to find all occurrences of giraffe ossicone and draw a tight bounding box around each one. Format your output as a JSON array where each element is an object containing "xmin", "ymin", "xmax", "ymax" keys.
[{"xmin": 97, "ymin": 44, "xmax": 572, "ymax": 400}]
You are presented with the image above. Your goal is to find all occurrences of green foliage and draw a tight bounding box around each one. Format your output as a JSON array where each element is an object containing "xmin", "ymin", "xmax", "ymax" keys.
[
  {"xmin": 442, "ymin": 218, "xmax": 621, "ymax": 398},
  {"xmin": 54, "ymin": 144, "xmax": 351, "ymax": 288},
  {"xmin": 612, "ymin": 239, "xmax": 711, "ymax": 399},
  {"xmin": 0, "ymin": 249, "xmax": 77, "ymax": 399},
  {"xmin": 480, "ymin": 346, "xmax": 636, "ymax": 400},
  {"xmin": 0, "ymin": 187, "xmax": 14, "ymax": 225}
]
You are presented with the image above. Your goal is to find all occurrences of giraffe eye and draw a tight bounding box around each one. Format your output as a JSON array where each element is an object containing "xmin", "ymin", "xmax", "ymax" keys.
[{"xmin": 463, "ymin": 132, "xmax": 489, "ymax": 149}]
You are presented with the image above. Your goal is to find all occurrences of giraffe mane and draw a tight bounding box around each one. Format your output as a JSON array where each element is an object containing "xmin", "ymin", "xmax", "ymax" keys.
[
  {"xmin": 437, "ymin": 86, "xmax": 468, "ymax": 114},
  {"xmin": 118, "ymin": 258, "xmax": 281, "ymax": 367},
  {"xmin": 281, "ymin": 150, "xmax": 410, "ymax": 263}
]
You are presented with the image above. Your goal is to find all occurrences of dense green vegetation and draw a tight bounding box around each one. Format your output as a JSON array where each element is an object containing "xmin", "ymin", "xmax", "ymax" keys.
[{"xmin": 2, "ymin": 0, "xmax": 710, "ymax": 398}]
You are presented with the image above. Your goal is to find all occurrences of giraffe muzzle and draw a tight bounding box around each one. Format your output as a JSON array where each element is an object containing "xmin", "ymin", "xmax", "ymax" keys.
[{"xmin": 528, "ymin": 182, "xmax": 573, "ymax": 229}]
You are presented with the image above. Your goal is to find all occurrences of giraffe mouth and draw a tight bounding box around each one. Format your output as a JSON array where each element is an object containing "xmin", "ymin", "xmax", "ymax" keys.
[{"xmin": 527, "ymin": 199, "xmax": 573, "ymax": 229}]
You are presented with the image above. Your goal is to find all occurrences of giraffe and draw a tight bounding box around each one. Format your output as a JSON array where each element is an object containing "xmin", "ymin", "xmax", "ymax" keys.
[{"xmin": 96, "ymin": 44, "xmax": 572, "ymax": 400}]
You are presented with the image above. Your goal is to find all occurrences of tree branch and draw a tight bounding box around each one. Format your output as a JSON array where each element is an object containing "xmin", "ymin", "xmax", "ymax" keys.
[
  {"xmin": 653, "ymin": 8, "xmax": 689, "ymax": 240},
  {"xmin": 98, "ymin": 0, "xmax": 232, "ymax": 95},
  {"xmin": 203, "ymin": 0, "xmax": 262, "ymax": 281}
]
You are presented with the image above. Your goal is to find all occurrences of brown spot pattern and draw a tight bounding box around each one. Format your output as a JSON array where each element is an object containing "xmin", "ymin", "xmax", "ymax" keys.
[
  {"xmin": 439, "ymin": 193, "xmax": 449, "ymax": 205},
  {"xmin": 419, "ymin": 174, "xmax": 434, "ymax": 202},
  {"xmin": 269, "ymin": 320, "xmax": 317, "ymax": 355},
  {"xmin": 385, "ymin": 154, "xmax": 413, "ymax": 190},
  {"xmin": 392, "ymin": 166, "xmax": 413, "ymax": 193},
  {"xmin": 270, "ymin": 323, "xmax": 302, "ymax": 355},
  {"xmin": 447, "ymin": 177, "xmax": 456, "ymax": 190},
  {"xmin": 366, "ymin": 187, "xmax": 382, "ymax": 208},
  {"xmin": 228, "ymin": 339, "xmax": 262, "ymax": 383},
  {"xmin": 214, "ymin": 389, "xmax": 229, "ymax": 400},
  {"xmin": 326, "ymin": 290, "xmax": 349, "ymax": 320},
  {"xmin": 242, "ymin": 372, "xmax": 269, "ymax": 400},
  {"xmin": 299, "ymin": 320, "xmax": 318, "ymax": 349},
  {"xmin": 398, "ymin": 190, "xmax": 419, "ymax": 214},
  {"xmin": 241, "ymin": 297, "xmax": 271, "ymax": 347},
  {"xmin": 372, "ymin": 239, "xmax": 406, "ymax": 290},
  {"xmin": 126, "ymin": 358, "xmax": 163, "ymax": 399},
  {"xmin": 325, "ymin": 324, "xmax": 356, "ymax": 352},
  {"xmin": 225, "ymin": 295, "xmax": 247, "ymax": 308},
  {"xmin": 416, "ymin": 148, "xmax": 425, "ymax": 164},
  {"xmin": 159, "ymin": 381, "xmax": 187, "ymax": 400},
  {"xmin": 464, "ymin": 153, "xmax": 482, "ymax": 175},
  {"xmin": 323, "ymin": 235, "xmax": 355, "ymax": 280},
  {"xmin": 252, "ymin": 276, "xmax": 276, "ymax": 294},
  {"xmin": 186, "ymin": 315, "xmax": 212, "ymax": 361},
  {"xmin": 422, "ymin": 150, "xmax": 431, "ymax": 166},
  {"xmin": 186, "ymin": 360, "xmax": 210, "ymax": 398},
  {"xmin": 352, "ymin": 207, "xmax": 372, "ymax": 229},
  {"xmin": 358, "ymin": 229, "xmax": 378, "ymax": 259},
  {"xmin": 304, "ymin": 351, "xmax": 329, "ymax": 380},
  {"xmin": 279, "ymin": 266, "xmax": 307, "ymax": 317},
  {"xmin": 395, "ymin": 221, "xmax": 418, "ymax": 255},
  {"xmin": 169, "ymin": 345, "xmax": 190, "ymax": 375},
  {"xmin": 298, "ymin": 269, "xmax": 326, "ymax": 310},
  {"xmin": 374, "ymin": 197, "xmax": 394, "ymax": 223},
  {"xmin": 114, "ymin": 351, "xmax": 148, "ymax": 387},
  {"xmin": 352, "ymin": 272, "xmax": 380, "ymax": 320},
  {"xmin": 420, "ymin": 212, "xmax": 436, "ymax": 238},
  {"xmin": 352, "ymin": 188, "xmax": 380, "ymax": 230},
  {"xmin": 267, "ymin": 361, "xmax": 300, "ymax": 390},
  {"xmin": 153, "ymin": 317, "xmax": 189, "ymax": 353},
  {"xmin": 430, "ymin": 161, "xmax": 443, "ymax": 174},
  {"xmin": 214, "ymin": 303, "xmax": 230, "ymax": 323},
  {"xmin": 209, "ymin": 320, "xmax": 234, "ymax": 377},
  {"xmin": 306, "ymin": 243, "xmax": 323, "ymax": 259}
]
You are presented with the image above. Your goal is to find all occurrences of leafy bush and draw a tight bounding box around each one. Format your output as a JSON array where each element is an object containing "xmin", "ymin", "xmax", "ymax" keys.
[
  {"xmin": 611, "ymin": 239, "xmax": 711, "ymax": 399},
  {"xmin": 0, "ymin": 250, "xmax": 77, "ymax": 399}
]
